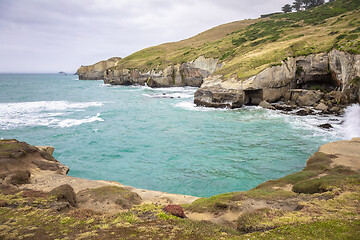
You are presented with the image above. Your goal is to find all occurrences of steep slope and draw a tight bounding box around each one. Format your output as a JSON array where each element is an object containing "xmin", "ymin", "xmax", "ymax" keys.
[
  {"xmin": 77, "ymin": 0, "xmax": 360, "ymax": 106},
  {"xmin": 110, "ymin": 0, "xmax": 359, "ymax": 75}
]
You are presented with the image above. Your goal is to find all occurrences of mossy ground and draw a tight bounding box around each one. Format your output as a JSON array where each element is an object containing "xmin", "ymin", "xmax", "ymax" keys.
[
  {"xmin": 0, "ymin": 189, "xmax": 239, "ymax": 239},
  {"xmin": 110, "ymin": 0, "xmax": 360, "ymax": 80},
  {"xmin": 183, "ymin": 150, "xmax": 360, "ymax": 239}
]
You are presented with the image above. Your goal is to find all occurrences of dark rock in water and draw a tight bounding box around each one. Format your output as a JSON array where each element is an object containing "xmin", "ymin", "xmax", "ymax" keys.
[
  {"xmin": 273, "ymin": 104, "xmax": 294, "ymax": 111},
  {"xmin": 49, "ymin": 184, "xmax": 77, "ymax": 207},
  {"xmin": 318, "ymin": 123, "xmax": 333, "ymax": 129},
  {"xmin": 259, "ymin": 100, "xmax": 275, "ymax": 110},
  {"xmin": 163, "ymin": 204, "xmax": 186, "ymax": 218},
  {"xmin": 194, "ymin": 88, "xmax": 244, "ymax": 109},
  {"xmin": 295, "ymin": 109, "xmax": 314, "ymax": 116}
]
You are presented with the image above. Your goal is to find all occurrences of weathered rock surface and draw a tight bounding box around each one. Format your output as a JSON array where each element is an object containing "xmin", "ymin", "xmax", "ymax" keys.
[
  {"xmin": 315, "ymin": 102, "xmax": 329, "ymax": 111},
  {"xmin": 259, "ymin": 100, "xmax": 274, "ymax": 110},
  {"xmin": 76, "ymin": 57, "xmax": 122, "ymax": 80},
  {"xmin": 104, "ymin": 56, "xmax": 223, "ymax": 88},
  {"xmin": 77, "ymin": 186, "xmax": 142, "ymax": 212},
  {"xmin": 194, "ymin": 50, "xmax": 360, "ymax": 109},
  {"xmin": 0, "ymin": 139, "xmax": 69, "ymax": 177},
  {"xmin": 164, "ymin": 204, "xmax": 186, "ymax": 218},
  {"xmin": 0, "ymin": 139, "xmax": 199, "ymax": 214},
  {"xmin": 319, "ymin": 137, "xmax": 360, "ymax": 170}
]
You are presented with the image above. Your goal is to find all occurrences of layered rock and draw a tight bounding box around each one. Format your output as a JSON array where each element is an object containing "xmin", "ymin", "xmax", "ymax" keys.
[
  {"xmin": 76, "ymin": 57, "xmax": 122, "ymax": 80},
  {"xmin": 0, "ymin": 139, "xmax": 69, "ymax": 178},
  {"xmin": 194, "ymin": 50, "xmax": 360, "ymax": 109},
  {"xmin": 104, "ymin": 56, "xmax": 223, "ymax": 88}
]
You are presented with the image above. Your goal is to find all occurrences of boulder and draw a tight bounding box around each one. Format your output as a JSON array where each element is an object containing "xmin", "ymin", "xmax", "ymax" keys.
[
  {"xmin": 296, "ymin": 90, "xmax": 323, "ymax": 106},
  {"xmin": 259, "ymin": 100, "xmax": 274, "ymax": 110},
  {"xmin": 318, "ymin": 123, "xmax": 333, "ymax": 129},
  {"xmin": 329, "ymin": 106, "xmax": 340, "ymax": 113},
  {"xmin": 163, "ymin": 204, "xmax": 186, "ymax": 218},
  {"xmin": 315, "ymin": 102, "xmax": 328, "ymax": 111},
  {"xmin": 194, "ymin": 88, "xmax": 244, "ymax": 108},
  {"xmin": 296, "ymin": 109, "xmax": 314, "ymax": 116},
  {"xmin": 0, "ymin": 200, "xmax": 7, "ymax": 207}
]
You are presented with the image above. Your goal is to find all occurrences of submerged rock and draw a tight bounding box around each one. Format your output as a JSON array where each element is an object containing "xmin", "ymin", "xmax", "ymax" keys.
[
  {"xmin": 318, "ymin": 123, "xmax": 333, "ymax": 129},
  {"xmin": 295, "ymin": 108, "xmax": 314, "ymax": 116}
]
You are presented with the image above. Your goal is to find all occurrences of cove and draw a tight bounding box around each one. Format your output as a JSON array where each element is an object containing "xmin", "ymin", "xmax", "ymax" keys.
[{"xmin": 0, "ymin": 74, "xmax": 343, "ymax": 197}]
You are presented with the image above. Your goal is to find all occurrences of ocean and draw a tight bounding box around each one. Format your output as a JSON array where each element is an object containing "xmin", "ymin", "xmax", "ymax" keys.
[{"xmin": 0, "ymin": 73, "xmax": 347, "ymax": 197}]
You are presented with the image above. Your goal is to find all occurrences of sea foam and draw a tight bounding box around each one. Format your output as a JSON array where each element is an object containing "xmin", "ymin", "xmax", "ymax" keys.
[
  {"xmin": 0, "ymin": 101, "xmax": 104, "ymax": 129},
  {"xmin": 343, "ymin": 104, "xmax": 360, "ymax": 139}
]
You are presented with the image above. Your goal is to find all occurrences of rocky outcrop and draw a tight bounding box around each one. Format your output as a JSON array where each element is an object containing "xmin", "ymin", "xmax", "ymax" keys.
[
  {"xmin": 0, "ymin": 139, "xmax": 69, "ymax": 177},
  {"xmin": 195, "ymin": 50, "xmax": 360, "ymax": 109},
  {"xmin": 104, "ymin": 56, "xmax": 223, "ymax": 88},
  {"xmin": 76, "ymin": 57, "xmax": 122, "ymax": 80}
]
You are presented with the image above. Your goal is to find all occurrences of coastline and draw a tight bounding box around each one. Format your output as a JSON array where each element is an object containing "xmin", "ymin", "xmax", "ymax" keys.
[{"xmin": 1, "ymin": 138, "xmax": 359, "ymax": 238}]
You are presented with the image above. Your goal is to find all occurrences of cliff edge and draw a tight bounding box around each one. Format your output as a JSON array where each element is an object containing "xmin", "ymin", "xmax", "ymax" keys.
[{"xmin": 0, "ymin": 138, "xmax": 359, "ymax": 239}]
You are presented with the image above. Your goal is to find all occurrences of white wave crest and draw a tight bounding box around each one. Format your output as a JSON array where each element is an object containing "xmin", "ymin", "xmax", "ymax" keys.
[
  {"xmin": 174, "ymin": 101, "xmax": 228, "ymax": 112},
  {"xmin": 343, "ymin": 104, "xmax": 360, "ymax": 140},
  {"xmin": 0, "ymin": 101, "xmax": 104, "ymax": 129},
  {"xmin": 58, "ymin": 113, "xmax": 104, "ymax": 128}
]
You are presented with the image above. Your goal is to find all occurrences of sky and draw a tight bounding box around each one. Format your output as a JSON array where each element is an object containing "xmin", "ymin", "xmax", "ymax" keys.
[{"xmin": 0, "ymin": 0, "xmax": 291, "ymax": 73}]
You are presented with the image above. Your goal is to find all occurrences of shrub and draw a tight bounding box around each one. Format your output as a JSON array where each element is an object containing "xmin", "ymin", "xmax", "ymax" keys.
[
  {"xmin": 293, "ymin": 178, "xmax": 326, "ymax": 194},
  {"xmin": 304, "ymin": 152, "xmax": 332, "ymax": 171},
  {"xmin": 7, "ymin": 170, "xmax": 31, "ymax": 185},
  {"xmin": 49, "ymin": 184, "xmax": 77, "ymax": 207}
]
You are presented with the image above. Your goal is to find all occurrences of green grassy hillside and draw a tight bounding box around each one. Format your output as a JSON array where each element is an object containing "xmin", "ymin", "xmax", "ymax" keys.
[{"xmin": 114, "ymin": 0, "xmax": 360, "ymax": 80}]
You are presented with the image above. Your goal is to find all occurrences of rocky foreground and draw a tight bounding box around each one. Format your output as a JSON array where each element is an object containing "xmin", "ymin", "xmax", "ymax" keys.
[{"xmin": 0, "ymin": 139, "xmax": 359, "ymax": 239}]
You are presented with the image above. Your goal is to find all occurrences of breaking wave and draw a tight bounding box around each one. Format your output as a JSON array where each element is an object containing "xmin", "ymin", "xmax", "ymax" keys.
[
  {"xmin": 343, "ymin": 104, "xmax": 360, "ymax": 140},
  {"xmin": 0, "ymin": 101, "xmax": 104, "ymax": 129}
]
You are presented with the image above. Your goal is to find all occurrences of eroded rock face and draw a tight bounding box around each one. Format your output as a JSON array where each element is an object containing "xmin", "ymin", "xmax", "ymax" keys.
[
  {"xmin": 76, "ymin": 57, "xmax": 122, "ymax": 80},
  {"xmin": 0, "ymin": 139, "xmax": 69, "ymax": 178},
  {"xmin": 104, "ymin": 56, "xmax": 223, "ymax": 88},
  {"xmin": 194, "ymin": 88, "xmax": 244, "ymax": 108},
  {"xmin": 195, "ymin": 51, "xmax": 360, "ymax": 109}
]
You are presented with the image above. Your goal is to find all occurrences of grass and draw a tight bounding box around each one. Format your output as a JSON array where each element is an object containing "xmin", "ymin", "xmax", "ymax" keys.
[
  {"xmin": 105, "ymin": 0, "xmax": 360, "ymax": 81},
  {"xmin": 243, "ymin": 219, "xmax": 360, "ymax": 239},
  {"xmin": 0, "ymin": 191, "xmax": 241, "ymax": 239}
]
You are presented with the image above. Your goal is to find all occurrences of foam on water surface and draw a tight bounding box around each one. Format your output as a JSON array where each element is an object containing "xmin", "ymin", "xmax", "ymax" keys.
[
  {"xmin": 0, "ymin": 74, "xmax": 349, "ymax": 197},
  {"xmin": 0, "ymin": 101, "xmax": 104, "ymax": 129}
]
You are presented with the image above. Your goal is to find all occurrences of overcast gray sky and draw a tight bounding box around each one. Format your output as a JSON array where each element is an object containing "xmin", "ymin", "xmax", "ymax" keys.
[{"xmin": 0, "ymin": 0, "xmax": 291, "ymax": 73}]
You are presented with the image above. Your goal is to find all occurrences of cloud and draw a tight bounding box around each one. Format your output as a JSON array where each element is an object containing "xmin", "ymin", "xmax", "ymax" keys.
[{"xmin": 0, "ymin": 0, "xmax": 290, "ymax": 73}]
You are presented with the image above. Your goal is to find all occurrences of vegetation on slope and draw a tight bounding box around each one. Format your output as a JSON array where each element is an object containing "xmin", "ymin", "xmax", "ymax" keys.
[
  {"xmin": 112, "ymin": 0, "xmax": 360, "ymax": 81},
  {"xmin": 1, "ymin": 148, "xmax": 359, "ymax": 239},
  {"xmin": 183, "ymin": 151, "xmax": 360, "ymax": 239}
]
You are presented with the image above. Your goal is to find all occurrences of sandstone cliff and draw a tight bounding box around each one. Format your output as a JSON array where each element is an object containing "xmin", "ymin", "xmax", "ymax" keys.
[
  {"xmin": 195, "ymin": 50, "xmax": 360, "ymax": 108},
  {"xmin": 76, "ymin": 57, "xmax": 122, "ymax": 80},
  {"xmin": 103, "ymin": 56, "xmax": 223, "ymax": 88}
]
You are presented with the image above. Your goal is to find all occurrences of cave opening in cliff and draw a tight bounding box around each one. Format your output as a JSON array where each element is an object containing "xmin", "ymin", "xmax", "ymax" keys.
[
  {"xmin": 244, "ymin": 89, "xmax": 263, "ymax": 105},
  {"xmin": 296, "ymin": 73, "xmax": 341, "ymax": 92}
]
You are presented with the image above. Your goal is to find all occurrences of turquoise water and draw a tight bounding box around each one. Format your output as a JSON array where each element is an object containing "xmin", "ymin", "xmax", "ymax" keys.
[{"xmin": 0, "ymin": 74, "xmax": 343, "ymax": 197}]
